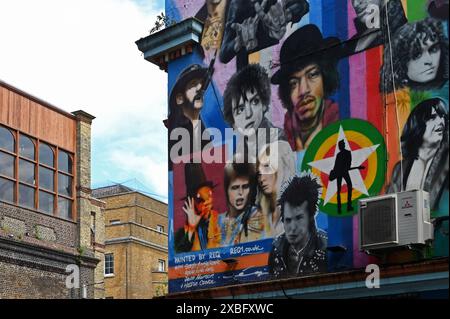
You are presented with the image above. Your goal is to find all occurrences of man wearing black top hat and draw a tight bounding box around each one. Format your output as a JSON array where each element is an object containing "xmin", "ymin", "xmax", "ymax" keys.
[
  {"xmin": 174, "ymin": 163, "xmax": 221, "ymax": 253},
  {"xmin": 271, "ymin": 24, "xmax": 341, "ymax": 151},
  {"xmin": 168, "ymin": 64, "xmax": 212, "ymax": 170}
]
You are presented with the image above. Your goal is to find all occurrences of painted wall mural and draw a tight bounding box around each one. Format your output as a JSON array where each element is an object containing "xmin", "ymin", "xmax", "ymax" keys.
[{"xmin": 165, "ymin": 0, "xmax": 449, "ymax": 293}]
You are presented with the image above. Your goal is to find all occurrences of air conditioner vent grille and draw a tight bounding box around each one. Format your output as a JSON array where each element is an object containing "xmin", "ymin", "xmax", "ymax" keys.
[{"xmin": 361, "ymin": 197, "xmax": 396, "ymax": 246}]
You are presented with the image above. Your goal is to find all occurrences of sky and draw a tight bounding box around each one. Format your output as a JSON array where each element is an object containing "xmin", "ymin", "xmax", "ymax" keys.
[{"xmin": 0, "ymin": 0, "xmax": 168, "ymax": 202}]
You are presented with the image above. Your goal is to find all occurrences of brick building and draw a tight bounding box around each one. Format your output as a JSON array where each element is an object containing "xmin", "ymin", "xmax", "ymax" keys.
[
  {"xmin": 92, "ymin": 184, "xmax": 168, "ymax": 299},
  {"xmin": 0, "ymin": 80, "xmax": 105, "ymax": 299}
]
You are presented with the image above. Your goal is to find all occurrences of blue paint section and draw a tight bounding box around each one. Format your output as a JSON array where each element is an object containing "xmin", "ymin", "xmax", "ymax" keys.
[
  {"xmin": 169, "ymin": 266, "xmax": 270, "ymax": 293},
  {"xmin": 320, "ymin": 0, "xmax": 336, "ymax": 38},
  {"xmin": 316, "ymin": 211, "xmax": 328, "ymax": 233},
  {"xmin": 165, "ymin": 0, "xmax": 181, "ymax": 23},
  {"xmin": 319, "ymin": 0, "xmax": 353, "ymax": 271},
  {"xmin": 168, "ymin": 171, "xmax": 175, "ymax": 257},
  {"xmin": 201, "ymin": 82, "xmax": 227, "ymax": 141},
  {"xmin": 307, "ymin": 0, "xmax": 321, "ymax": 27},
  {"xmin": 326, "ymin": 216, "xmax": 354, "ymax": 271},
  {"xmin": 334, "ymin": 2, "xmax": 350, "ymax": 120}
]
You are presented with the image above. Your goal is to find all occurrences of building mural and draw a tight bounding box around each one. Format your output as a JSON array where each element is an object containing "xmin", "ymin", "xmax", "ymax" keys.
[{"xmin": 165, "ymin": 0, "xmax": 449, "ymax": 293}]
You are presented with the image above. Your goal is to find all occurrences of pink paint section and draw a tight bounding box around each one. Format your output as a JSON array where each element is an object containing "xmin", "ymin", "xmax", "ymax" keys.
[
  {"xmin": 347, "ymin": 0, "xmax": 357, "ymax": 37},
  {"xmin": 349, "ymin": 53, "xmax": 367, "ymax": 120},
  {"xmin": 212, "ymin": 57, "xmax": 236, "ymax": 96},
  {"xmin": 177, "ymin": 0, "xmax": 204, "ymax": 20},
  {"xmin": 349, "ymin": 52, "xmax": 370, "ymax": 267},
  {"xmin": 270, "ymin": 31, "xmax": 288, "ymax": 128},
  {"xmin": 353, "ymin": 215, "xmax": 367, "ymax": 268},
  {"xmin": 348, "ymin": 1, "xmax": 370, "ymax": 268}
]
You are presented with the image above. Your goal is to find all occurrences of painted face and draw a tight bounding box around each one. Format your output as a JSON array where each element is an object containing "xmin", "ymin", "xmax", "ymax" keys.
[
  {"xmin": 227, "ymin": 176, "xmax": 250, "ymax": 212},
  {"xmin": 407, "ymin": 37, "xmax": 441, "ymax": 83},
  {"xmin": 184, "ymin": 78, "xmax": 204, "ymax": 110},
  {"xmin": 232, "ymin": 88, "xmax": 265, "ymax": 136},
  {"xmin": 351, "ymin": 0, "xmax": 381, "ymax": 26},
  {"xmin": 194, "ymin": 186, "xmax": 213, "ymax": 218},
  {"xmin": 258, "ymin": 155, "xmax": 277, "ymax": 196},
  {"xmin": 283, "ymin": 201, "xmax": 310, "ymax": 249},
  {"xmin": 422, "ymin": 106, "xmax": 446, "ymax": 147},
  {"xmin": 289, "ymin": 64, "xmax": 324, "ymax": 130}
]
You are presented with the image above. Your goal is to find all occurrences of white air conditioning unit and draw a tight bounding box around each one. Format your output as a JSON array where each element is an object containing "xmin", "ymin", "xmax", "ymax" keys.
[{"xmin": 359, "ymin": 190, "xmax": 433, "ymax": 251}]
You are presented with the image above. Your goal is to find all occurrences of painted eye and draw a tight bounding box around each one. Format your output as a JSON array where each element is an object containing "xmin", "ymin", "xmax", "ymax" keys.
[
  {"xmin": 429, "ymin": 44, "xmax": 440, "ymax": 54},
  {"xmin": 412, "ymin": 51, "xmax": 422, "ymax": 60},
  {"xmin": 289, "ymin": 79, "xmax": 299, "ymax": 90},
  {"xmin": 308, "ymin": 70, "xmax": 320, "ymax": 79},
  {"xmin": 235, "ymin": 105, "xmax": 245, "ymax": 115}
]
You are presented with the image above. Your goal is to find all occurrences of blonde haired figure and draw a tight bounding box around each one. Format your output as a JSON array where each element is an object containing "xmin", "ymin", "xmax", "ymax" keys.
[{"xmin": 256, "ymin": 141, "xmax": 296, "ymax": 238}]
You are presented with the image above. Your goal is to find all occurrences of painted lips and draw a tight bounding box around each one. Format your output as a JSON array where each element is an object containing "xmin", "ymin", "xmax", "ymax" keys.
[
  {"xmin": 421, "ymin": 67, "xmax": 436, "ymax": 74},
  {"xmin": 235, "ymin": 198, "xmax": 244, "ymax": 207},
  {"xmin": 295, "ymin": 98, "xmax": 316, "ymax": 117}
]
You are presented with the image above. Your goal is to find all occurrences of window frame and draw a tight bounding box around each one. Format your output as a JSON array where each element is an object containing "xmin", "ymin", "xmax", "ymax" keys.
[
  {"xmin": 0, "ymin": 124, "xmax": 76, "ymax": 221},
  {"xmin": 157, "ymin": 259, "xmax": 166, "ymax": 272},
  {"xmin": 105, "ymin": 253, "xmax": 115, "ymax": 276}
]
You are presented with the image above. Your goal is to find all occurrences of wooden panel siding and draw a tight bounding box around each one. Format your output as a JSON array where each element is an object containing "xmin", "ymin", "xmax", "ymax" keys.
[{"xmin": 0, "ymin": 83, "xmax": 76, "ymax": 152}]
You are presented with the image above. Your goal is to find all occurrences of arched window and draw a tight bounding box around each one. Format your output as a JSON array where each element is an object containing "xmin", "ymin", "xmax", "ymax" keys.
[
  {"xmin": 0, "ymin": 126, "xmax": 15, "ymax": 152},
  {"xmin": 0, "ymin": 126, "xmax": 15, "ymax": 203},
  {"xmin": 1, "ymin": 125, "xmax": 75, "ymax": 220},
  {"xmin": 58, "ymin": 150, "xmax": 73, "ymax": 174},
  {"xmin": 39, "ymin": 143, "xmax": 54, "ymax": 167},
  {"xmin": 19, "ymin": 134, "xmax": 35, "ymax": 160}
]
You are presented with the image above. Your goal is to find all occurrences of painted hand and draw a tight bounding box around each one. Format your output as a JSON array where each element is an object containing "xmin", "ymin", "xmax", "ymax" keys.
[
  {"xmin": 183, "ymin": 197, "xmax": 201, "ymax": 228},
  {"xmin": 231, "ymin": 14, "xmax": 260, "ymax": 52},
  {"xmin": 255, "ymin": 0, "xmax": 289, "ymax": 41}
]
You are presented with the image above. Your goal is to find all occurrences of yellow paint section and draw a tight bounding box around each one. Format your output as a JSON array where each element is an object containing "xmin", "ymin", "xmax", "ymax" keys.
[{"xmin": 309, "ymin": 131, "xmax": 379, "ymax": 204}]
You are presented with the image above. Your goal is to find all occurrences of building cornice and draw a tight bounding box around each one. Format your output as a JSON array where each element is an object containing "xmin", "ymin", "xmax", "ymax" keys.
[
  {"xmin": 0, "ymin": 236, "xmax": 100, "ymax": 270},
  {"xmin": 135, "ymin": 17, "xmax": 204, "ymax": 71},
  {"xmin": 72, "ymin": 110, "xmax": 96, "ymax": 124},
  {"xmin": 105, "ymin": 236, "xmax": 168, "ymax": 253}
]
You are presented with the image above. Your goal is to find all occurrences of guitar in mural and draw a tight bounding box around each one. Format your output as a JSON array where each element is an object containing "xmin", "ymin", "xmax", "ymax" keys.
[{"xmin": 303, "ymin": 119, "xmax": 386, "ymax": 217}]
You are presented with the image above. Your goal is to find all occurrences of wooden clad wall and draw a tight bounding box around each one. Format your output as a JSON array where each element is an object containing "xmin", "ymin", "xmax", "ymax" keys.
[{"xmin": 0, "ymin": 84, "xmax": 76, "ymax": 152}]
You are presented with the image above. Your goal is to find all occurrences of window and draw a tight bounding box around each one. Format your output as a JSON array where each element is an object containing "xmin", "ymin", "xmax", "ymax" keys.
[
  {"xmin": 57, "ymin": 149, "xmax": 73, "ymax": 219},
  {"xmin": 0, "ymin": 126, "xmax": 14, "ymax": 152},
  {"xmin": 156, "ymin": 225, "xmax": 164, "ymax": 233},
  {"xmin": 0, "ymin": 126, "xmax": 15, "ymax": 203},
  {"xmin": 90, "ymin": 212, "xmax": 96, "ymax": 246},
  {"xmin": 105, "ymin": 254, "xmax": 114, "ymax": 275},
  {"xmin": 158, "ymin": 259, "xmax": 166, "ymax": 272},
  {"xmin": 0, "ymin": 125, "xmax": 75, "ymax": 220}
]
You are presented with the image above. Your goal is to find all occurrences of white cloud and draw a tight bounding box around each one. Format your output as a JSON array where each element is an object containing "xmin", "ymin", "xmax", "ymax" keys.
[
  {"xmin": 109, "ymin": 149, "xmax": 168, "ymax": 198},
  {"xmin": 0, "ymin": 0, "xmax": 168, "ymax": 198}
]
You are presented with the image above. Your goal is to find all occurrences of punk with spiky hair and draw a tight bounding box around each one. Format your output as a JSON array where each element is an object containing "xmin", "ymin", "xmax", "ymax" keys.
[
  {"xmin": 268, "ymin": 173, "xmax": 327, "ymax": 278},
  {"xmin": 278, "ymin": 174, "xmax": 321, "ymax": 234}
]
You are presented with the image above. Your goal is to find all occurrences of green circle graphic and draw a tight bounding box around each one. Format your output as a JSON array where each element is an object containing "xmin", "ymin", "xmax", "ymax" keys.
[{"xmin": 301, "ymin": 119, "xmax": 386, "ymax": 217}]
